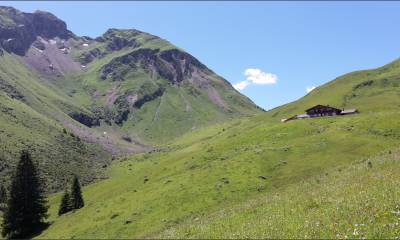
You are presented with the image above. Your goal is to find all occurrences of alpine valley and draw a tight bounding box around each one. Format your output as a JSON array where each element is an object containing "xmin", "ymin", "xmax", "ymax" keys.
[{"xmin": 0, "ymin": 6, "xmax": 399, "ymax": 239}]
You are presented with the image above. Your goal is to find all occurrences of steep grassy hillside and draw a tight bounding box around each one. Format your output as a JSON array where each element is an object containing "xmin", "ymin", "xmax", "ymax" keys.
[
  {"xmin": 160, "ymin": 149, "xmax": 400, "ymax": 239},
  {"xmin": 35, "ymin": 58, "xmax": 400, "ymax": 238},
  {"xmin": 0, "ymin": 52, "xmax": 113, "ymax": 192},
  {"xmin": 37, "ymin": 110, "xmax": 400, "ymax": 238}
]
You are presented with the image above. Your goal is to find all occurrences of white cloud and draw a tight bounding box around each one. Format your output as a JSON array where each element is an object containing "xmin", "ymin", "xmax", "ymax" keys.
[
  {"xmin": 233, "ymin": 68, "xmax": 277, "ymax": 91},
  {"xmin": 306, "ymin": 86, "xmax": 316, "ymax": 93},
  {"xmin": 245, "ymin": 68, "xmax": 277, "ymax": 85},
  {"xmin": 233, "ymin": 80, "xmax": 250, "ymax": 90}
]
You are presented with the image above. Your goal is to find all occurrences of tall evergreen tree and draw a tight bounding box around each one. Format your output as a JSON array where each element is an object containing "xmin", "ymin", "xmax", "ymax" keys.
[
  {"xmin": 58, "ymin": 189, "xmax": 72, "ymax": 216},
  {"xmin": 0, "ymin": 185, "xmax": 7, "ymax": 212},
  {"xmin": 0, "ymin": 185, "xmax": 6, "ymax": 204},
  {"xmin": 70, "ymin": 176, "xmax": 84, "ymax": 209},
  {"xmin": 1, "ymin": 151, "xmax": 48, "ymax": 239}
]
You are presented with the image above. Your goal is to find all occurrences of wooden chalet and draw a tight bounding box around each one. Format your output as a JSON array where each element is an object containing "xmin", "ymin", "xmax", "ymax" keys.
[
  {"xmin": 281, "ymin": 104, "xmax": 359, "ymax": 122},
  {"xmin": 305, "ymin": 105, "xmax": 342, "ymax": 117}
]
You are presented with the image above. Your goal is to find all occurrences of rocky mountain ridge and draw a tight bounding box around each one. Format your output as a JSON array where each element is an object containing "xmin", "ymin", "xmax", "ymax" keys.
[{"xmin": 0, "ymin": 7, "xmax": 73, "ymax": 55}]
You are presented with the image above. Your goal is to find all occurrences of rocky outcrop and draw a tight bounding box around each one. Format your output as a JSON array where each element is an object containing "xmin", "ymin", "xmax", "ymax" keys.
[
  {"xmin": 100, "ymin": 48, "xmax": 160, "ymax": 81},
  {"xmin": 0, "ymin": 7, "xmax": 74, "ymax": 55},
  {"xmin": 31, "ymin": 10, "xmax": 72, "ymax": 39},
  {"xmin": 101, "ymin": 28, "xmax": 141, "ymax": 51},
  {"xmin": 100, "ymin": 48, "xmax": 209, "ymax": 84},
  {"xmin": 98, "ymin": 46, "xmax": 232, "ymax": 109},
  {"xmin": 159, "ymin": 49, "xmax": 208, "ymax": 82},
  {"xmin": 79, "ymin": 47, "xmax": 106, "ymax": 64},
  {"xmin": 134, "ymin": 88, "xmax": 165, "ymax": 108},
  {"xmin": 78, "ymin": 29, "xmax": 140, "ymax": 65},
  {"xmin": 113, "ymin": 95, "xmax": 130, "ymax": 125},
  {"xmin": 88, "ymin": 88, "xmax": 164, "ymax": 126},
  {"xmin": 0, "ymin": 76, "xmax": 24, "ymax": 100},
  {"xmin": 69, "ymin": 112, "xmax": 100, "ymax": 128},
  {"xmin": 106, "ymin": 36, "xmax": 138, "ymax": 52}
]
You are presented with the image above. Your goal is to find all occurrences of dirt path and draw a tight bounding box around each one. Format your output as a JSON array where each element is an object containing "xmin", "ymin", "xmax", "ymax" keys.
[
  {"xmin": 178, "ymin": 88, "xmax": 192, "ymax": 112},
  {"xmin": 152, "ymin": 94, "xmax": 164, "ymax": 122}
]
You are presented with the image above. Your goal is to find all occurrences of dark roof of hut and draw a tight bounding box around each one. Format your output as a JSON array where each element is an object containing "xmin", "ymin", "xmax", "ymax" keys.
[{"xmin": 305, "ymin": 104, "xmax": 341, "ymax": 112}]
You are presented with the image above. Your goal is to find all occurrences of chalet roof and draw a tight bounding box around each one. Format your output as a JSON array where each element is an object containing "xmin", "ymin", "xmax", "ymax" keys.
[
  {"xmin": 305, "ymin": 104, "xmax": 341, "ymax": 112},
  {"xmin": 341, "ymin": 109, "xmax": 358, "ymax": 114}
]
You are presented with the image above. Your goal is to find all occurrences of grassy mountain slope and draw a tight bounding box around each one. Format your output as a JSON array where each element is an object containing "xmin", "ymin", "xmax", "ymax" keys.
[
  {"xmin": 38, "ymin": 111, "xmax": 400, "ymax": 238},
  {"xmin": 0, "ymin": 6, "xmax": 260, "ymax": 192},
  {"xmin": 0, "ymin": 52, "xmax": 112, "ymax": 192},
  {"xmin": 35, "ymin": 58, "xmax": 400, "ymax": 238},
  {"xmin": 60, "ymin": 29, "xmax": 261, "ymax": 143}
]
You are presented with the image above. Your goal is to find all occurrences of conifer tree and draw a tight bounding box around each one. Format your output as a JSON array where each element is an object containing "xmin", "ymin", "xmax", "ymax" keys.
[
  {"xmin": 0, "ymin": 185, "xmax": 6, "ymax": 204},
  {"xmin": 1, "ymin": 151, "xmax": 48, "ymax": 239},
  {"xmin": 70, "ymin": 176, "xmax": 84, "ymax": 209},
  {"xmin": 0, "ymin": 185, "xmax": 7, "ymax": 212},
  {"xmin": 58, "ymin": 189, "xmax": 72, "ymax": 216}
]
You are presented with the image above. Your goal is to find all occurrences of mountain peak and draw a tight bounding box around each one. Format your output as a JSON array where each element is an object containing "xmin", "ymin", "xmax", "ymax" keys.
[
  {"xmin": 32, "ymin": 9, "xmax": 72, "ymax": 39},
  {"xmin": 0, "ymin": 6, "xmax": 74, "ymax": 55},
  {"xmin": 0, "ymin": 5, "xmax": 260, "ymax": 144},
  {"xmin": 103, "ymin": 28, "xmax": 144, "ymax": 36}
]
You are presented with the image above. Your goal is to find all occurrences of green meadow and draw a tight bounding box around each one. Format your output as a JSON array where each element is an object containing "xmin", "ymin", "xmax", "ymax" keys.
[
  {"xmin": 161, "ymin": 149, "xmax": 400, "ymax": 239},
  {"xmin": 35, "ymin": 109, "xmax": 400, "ymax": 238},
  {"xmin": 34, "ymin": 58, "xmax": 400, "ymax": 238}
]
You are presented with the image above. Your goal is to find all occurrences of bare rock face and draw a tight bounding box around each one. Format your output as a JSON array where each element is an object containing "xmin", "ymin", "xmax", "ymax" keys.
[
  {"xmin": 78, "ymin": 29, "xmax": 141, "ymax": 65},
  {"xmin": 100, "ymin": 48, "xmax": 209, "ymax": 84},
  {"xmin": 69, "ymin": 111, "xmax": 100, "ymax": 128},
  {"xmin": 0, "ymin": 7, "xmax": 74, "ymax": 56},
  {"xmin": 32, "ymin": 10, "xmax": 72, "ymax": 39},
  {"xmin": 0, "ymin": 7, "xmax": 82, "ymax": 76},
  {"xmin": 79, "ymin": 48, "xmax": 105, "ymax": 65},
  {"xmin": 159, "ymin": 49, "xmax": 208, "ymax": 82},
  {"xmin": 98, "ymin": 46, "xmax": 230, "ymax": 109},
  {"xmin": 22, "ymin": 37, "xmax": 82, "ymax": 76},
  {"xmin": 100, "ymin": 48, "xmax": 160, "ymax": 81},
  {"xmin": 101, "ymin": 28, "xmax": 141, "ymax": 51}
]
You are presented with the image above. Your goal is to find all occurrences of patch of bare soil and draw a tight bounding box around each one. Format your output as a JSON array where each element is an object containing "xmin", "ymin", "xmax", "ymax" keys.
[
  {"xmin": 191, "ymin": 69, "xmax": 228, "ymax": 108},
  {"xmin": 21, "ymin": 37, "xmax": 82, "ymax": 77},
  {"xmin": 63, "ymin": 119, "xmax": 151, "ymax": 157},
  {"xmin": 105, "ymin": 83, "xmax": 120, "ymax": 107}
]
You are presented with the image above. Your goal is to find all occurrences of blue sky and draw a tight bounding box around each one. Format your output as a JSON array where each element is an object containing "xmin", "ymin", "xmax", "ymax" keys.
[{"xmin": 4, "ymin": 1, "xmax": 400, "ymax": 110}]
